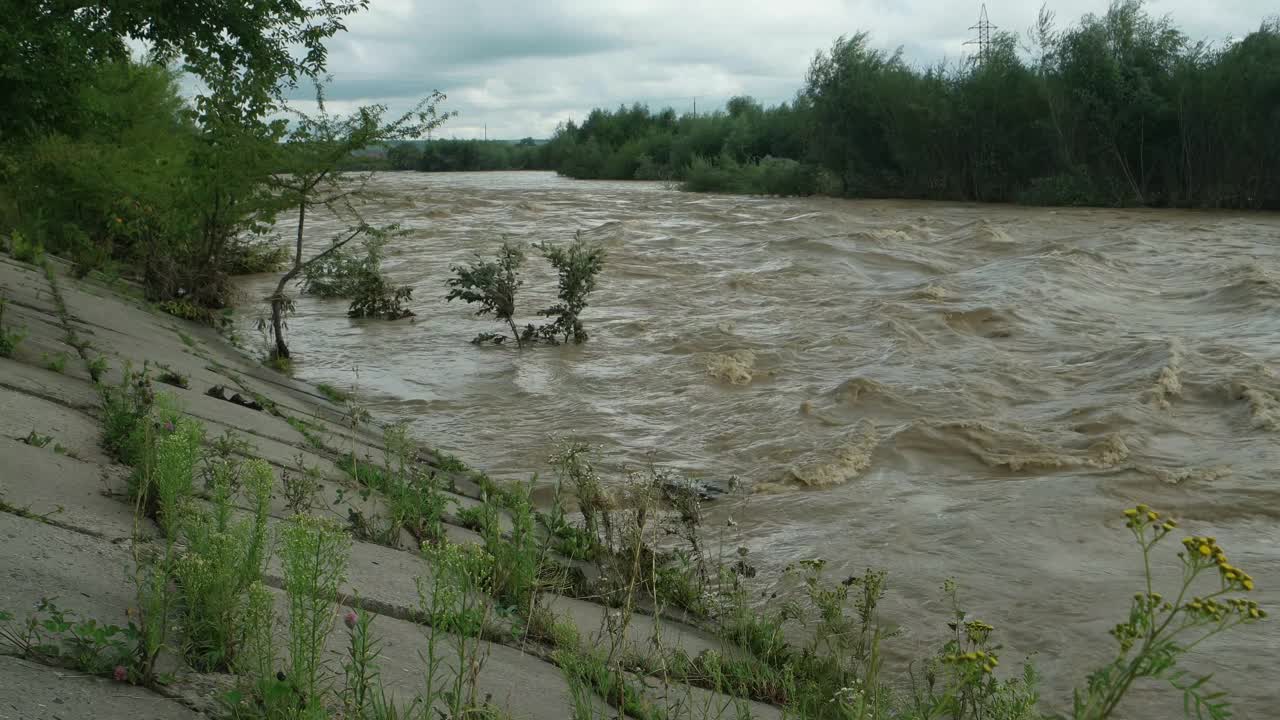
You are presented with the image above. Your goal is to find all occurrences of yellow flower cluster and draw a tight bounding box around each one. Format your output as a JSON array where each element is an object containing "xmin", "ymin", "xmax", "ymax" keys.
[
  {"xmin": 1184, "ymin": 596, "xmax": 1266, "ymax": 622},
  {"xmin": 1181, "ymin": 535, "xmax": 1256, "ymax": 591},
  {"xmin": 942, "ymin": 649, "xmax": 1000, "ymax": 674},
  {"xmin": 963, "ymin": 619, "xmax": 995, "ymax": 644},
  {"xmin": 1122, "ymin": 504, "xmax": 1177, "ymax": 533},
  {"xmin": 1132, "ymin": 591, "xmax": 1172, "ymax": 613}
]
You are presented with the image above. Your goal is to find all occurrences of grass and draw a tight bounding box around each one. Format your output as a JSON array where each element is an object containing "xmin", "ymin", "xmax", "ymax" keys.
[
  {"xmin": 155, "ymin": 363, "xmax": 190, "ymax": 389},
  {"xmin": 264, "ymin": 353, "xmax": 292, "ymax": 374},
  {"xmin": 286, "ymin": 415, "xmax": 327, "ymax": 450},
  {"xmin": 88, "ymin": 355, "xmax": 109, "ymax": 382},
  {"xmin": 43, "ymin": 351, "xmax": 68, "ymax": 373},
  {"xmin": 337, "ymin": 428, "xmax": 452, "ymax": 547},
  {"xmin": 316, "ymin": 382, "xmax": 350, "ymax": 403}
]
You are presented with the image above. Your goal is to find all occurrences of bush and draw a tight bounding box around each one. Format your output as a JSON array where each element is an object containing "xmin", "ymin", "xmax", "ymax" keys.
[
  {"xmin": 302, "ymin": 233, "xmax": 414, "ymax": 320},
  {"xmin": 446, "ymin": 241, "xmax": 528, "ymax": 347},
  {"xmin": 682, "ymin": 155, "xmax": 826, "ymax": 196},
  {"xmin": 1017, "ymin": 170, "xmax": 1103, "ymax": 207},
  {"xmin": 530, "ymin": 236, "xmax": 606, "ymax": 344},
  {"xmin": 9, "ymin": 230, "xmax": 44, "ymax": 264}
]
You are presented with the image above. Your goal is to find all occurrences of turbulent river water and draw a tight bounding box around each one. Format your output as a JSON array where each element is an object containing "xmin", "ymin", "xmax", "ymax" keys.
[{"xmin": 238, "ymin": 171, "xmax": 1279, "ymax": 716}]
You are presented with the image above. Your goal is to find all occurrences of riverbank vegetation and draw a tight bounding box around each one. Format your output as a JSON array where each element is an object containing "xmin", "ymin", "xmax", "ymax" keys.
[
  {"xmin": 542, "ymin": 2, "xmax": 1280, "ymax": 209},
  {"xmin": 0, "ymin": 2, "xmax": 436, "ymax": 347}
]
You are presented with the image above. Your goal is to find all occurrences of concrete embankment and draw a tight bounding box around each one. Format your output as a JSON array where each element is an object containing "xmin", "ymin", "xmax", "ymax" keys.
[{"xmin": 0, "ymin": 254, "xmax": 777, "ymax": 719}]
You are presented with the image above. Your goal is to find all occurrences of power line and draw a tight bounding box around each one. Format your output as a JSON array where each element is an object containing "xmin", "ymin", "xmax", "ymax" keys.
[{"xmin": 964, "ymin": 4, "xmax": 997, "ymax": 65}]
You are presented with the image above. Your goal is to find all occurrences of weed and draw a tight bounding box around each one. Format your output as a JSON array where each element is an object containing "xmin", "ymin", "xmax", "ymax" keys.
[
  {"xmin": 131, "ymin": 544, "xmax": 176, "ymax": 685},
  {"xmin": 20, "ymin": 429, "xmax": 54, "ymax": 448},
  {"xmin": 43, "ymin": 351, "xmax": 68, "ymax": 373},
  {"xmin": 99, "ymin": 365, "xmax": 155, "ymax": 465},
  {"xmin": 1067, "ymin": 505, "xmax": 1266, "ymax": 719},
  {"xmin": 157, "ymin": 298, "xmax": 221, "ymax": 326},
  {"xmin": 136, "ymin": 415, "xmax": 204, "ymax": 535},
  {"xmin": 286, "ymin": 415, "xmax": 327, "ymax": 450},
  {"xmin": 281, "ymin": 514, "xmax": 350, "ymax": 712},
  {"xmin": 0, "ymin": 599, "xmax": 137, "ymax": 679},
  {"xmin": 156, "ymin": 363, "xmax": 190, "ymax": 389},
  {"xmin": 418, "ymin": 542, "xmax": 497, "ymax": 716},
  {"xmin": 340, "ymin": 606, "xmax": 399, "ymax": 718},
  {"xmin": 265, "ymin": 353, "xmax": 293, "ymax": 374},
  {"xmin": 282, "ymin": 454, "xmax": 323, "ymax": 515},
  {"xmin": 88, "ymin": 354, "xmax": 109, "ymax": 382},
  {"xmin": 0, "ymin": 296, "xmax": 27, "ymax": 358},
  {"xmin": 177, "ymin": 329, "xmax": 196, "ymax": 348},
  {"xmin": 174, "ymin": 458, "xmax": 273, "ymax": 671},
  {"xmin": 316, "ymin": 382, "xmax": 350, "ymax": 404}
]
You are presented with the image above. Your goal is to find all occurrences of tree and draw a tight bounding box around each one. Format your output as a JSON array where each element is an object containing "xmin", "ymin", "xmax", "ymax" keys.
[
  {"xmin": 266, "ymin": 88, "xmax": 449, "ymax": 361},
  {"xmin": 446, "ymin": 242, "xmax": 528, "ymax": 347},
  {"xmin": 0, "ymin": 0, "xmax": 369, "ymax": 143}
]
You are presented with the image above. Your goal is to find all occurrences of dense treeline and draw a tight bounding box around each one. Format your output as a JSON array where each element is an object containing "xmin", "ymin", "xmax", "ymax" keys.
[
  {"xmin": 544, "ymin": 2, "xmax": 1280, "ymax": 209},
  {"xmin": 385, "ymin": 139, "xmax": 552, "ymax": 172}
]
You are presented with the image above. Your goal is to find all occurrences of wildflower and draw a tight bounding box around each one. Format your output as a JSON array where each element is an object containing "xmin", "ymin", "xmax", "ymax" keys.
[
  {"xmin": 1123, "ymin": 508, "xmax": 1139, "ymax": 518},
  {"xmin": 1243, "ymin": 578, "xmax": 1255, "ymax": 591},
  {"xmin": 1147, "ymin": 510, "xmax": 1159, "ymax": 521},
  {"xmin": 113, "ymin": 665, "xmax": 128, "ymax": 682},
  {"xmin": 344, "ymin": 609, "xmax": 358, "ymax": 629},
  {"xmin": 1198, "ymin": 544, "xmax": 1212, "ymax": 557}
]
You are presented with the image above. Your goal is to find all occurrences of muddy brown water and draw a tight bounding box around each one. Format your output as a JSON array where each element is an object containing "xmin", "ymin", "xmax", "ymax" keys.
[{"xmin": 237, "ymin": 171, "xmax": 1279, "ymax": 716}]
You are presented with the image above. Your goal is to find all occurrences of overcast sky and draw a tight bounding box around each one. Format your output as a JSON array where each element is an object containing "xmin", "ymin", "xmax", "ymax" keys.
[{"xmin": 298, "ymin": 0, "xmax": 1273, "ymax": 140}]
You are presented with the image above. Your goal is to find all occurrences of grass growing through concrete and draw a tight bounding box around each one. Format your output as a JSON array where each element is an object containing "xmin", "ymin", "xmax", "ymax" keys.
[
  {"xmin": 43, "ymin": 351, "xmax": 68, "ymax": 373},
  {"xmin": 316, "ymin": 382, "xmax": 350, "ymax": 404}
]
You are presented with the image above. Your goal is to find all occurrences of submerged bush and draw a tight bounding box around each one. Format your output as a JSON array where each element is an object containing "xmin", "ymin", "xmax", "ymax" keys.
[
  {"xmin": 301, "ymin": 232, "xmax": 414, "ymax": 320},
  {"xmin": 530, "ymin": 236, "xmax": 606, "ymax": 344},
  {"xmin": 446, "ymin": 241, "xmax": 528, "ymax": 347}
]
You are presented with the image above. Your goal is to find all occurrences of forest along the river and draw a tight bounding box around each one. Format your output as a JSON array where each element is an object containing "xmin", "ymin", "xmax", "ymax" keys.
[{"xmin": 236, "ymin": 170, "xmax": 1280, "ymax": 715}]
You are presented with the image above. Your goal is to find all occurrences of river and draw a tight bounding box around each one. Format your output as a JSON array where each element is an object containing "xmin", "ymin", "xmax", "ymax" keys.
[{"xmin": 237, "ymin": 171, "xmax": 1279, "ymax": 717}]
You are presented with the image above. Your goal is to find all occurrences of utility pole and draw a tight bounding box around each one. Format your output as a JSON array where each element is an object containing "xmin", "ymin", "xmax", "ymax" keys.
[
  {"xmin": 965, "ymin": 4, "xmax": 997, "ymax": 65},
  {"xmin": 484, "ymin": 124, "xmax": 487, "ymax": 141}
]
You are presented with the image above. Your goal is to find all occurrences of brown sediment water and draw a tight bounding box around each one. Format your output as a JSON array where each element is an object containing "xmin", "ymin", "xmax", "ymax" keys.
[{"xmin": 237, "ymin": 171, "xmax": 1280, "ymax": 717}]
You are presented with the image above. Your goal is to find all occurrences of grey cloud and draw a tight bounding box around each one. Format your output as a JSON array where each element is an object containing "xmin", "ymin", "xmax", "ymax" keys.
[{"xmin": 295, "ymin": 0, "xmax": 1274, "ymax": 139}]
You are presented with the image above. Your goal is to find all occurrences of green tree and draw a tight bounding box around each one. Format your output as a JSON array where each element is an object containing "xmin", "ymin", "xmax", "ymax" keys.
[{"xmin": 266, "ymin": 89, "xmax": 449, "ymax": 361}]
